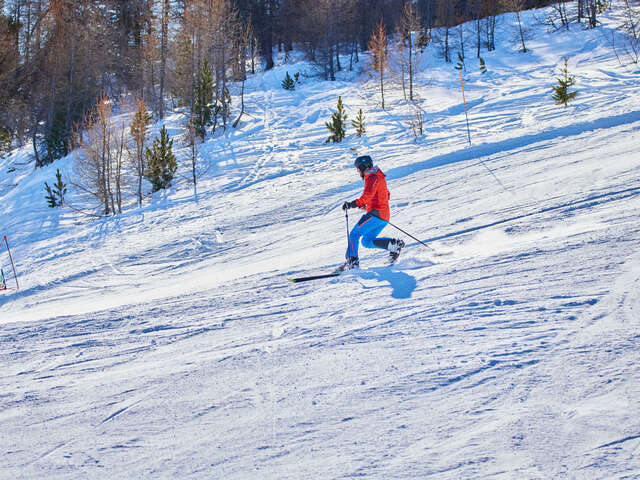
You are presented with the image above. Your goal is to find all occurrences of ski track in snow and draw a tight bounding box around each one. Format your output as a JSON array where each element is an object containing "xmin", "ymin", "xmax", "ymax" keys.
[{"xmin": 1, "ymin": 6, "xmax": 640, "ymax": 479}]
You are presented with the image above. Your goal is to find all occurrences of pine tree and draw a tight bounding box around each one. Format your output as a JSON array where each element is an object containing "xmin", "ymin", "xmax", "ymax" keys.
[
  {"xmin": 455, "ymin": 52, "xmax": 465, "ymax": 71},
  {"xmin": 325, "ymin": 96, "xmax": 348, "ymax": 143},
  {"xmin": 352, "ymin": 109, "xmax": 366, "ymax": 137},
  {"xmin": 44, "ymin": 168, "xmax": 66, "ymax": 207},
  {"xmin": 145, "ymin": 125, "xmax": 177, "ymax": 192},
  {"xmin": 193, "ymin": 60, "xmax": 214, "ymax": 140},
  {"xmin": 43, "ymin": 113, "xmax": 69, "ymax": 165},
  {"xmin": 282, "ymin": 72, "xmax": 295, "ymax": 90},
  {"xmin": 130, "ymin": 99, "xmax": 151, "ymax": 206},
  {"xmin": 552, "ymin": 57, "xmax": 578, "ymax": 107}
]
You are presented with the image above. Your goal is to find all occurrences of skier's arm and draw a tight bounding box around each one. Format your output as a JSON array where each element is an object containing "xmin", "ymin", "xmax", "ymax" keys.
[{"xmin": 355, "ymin": 175, "xmax": 378, "ymax": 208}]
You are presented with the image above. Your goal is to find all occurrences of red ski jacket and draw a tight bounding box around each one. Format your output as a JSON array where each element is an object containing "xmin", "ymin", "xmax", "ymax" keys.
[{"xmin": 355, "ymin": 166, "xmax": 390, "ymax": 221}]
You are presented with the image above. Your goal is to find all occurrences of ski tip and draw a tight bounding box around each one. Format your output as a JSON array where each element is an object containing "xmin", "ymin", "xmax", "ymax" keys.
[{"xmin": 288, "ymin": 278, "xmax": 298, "ymax": 283}]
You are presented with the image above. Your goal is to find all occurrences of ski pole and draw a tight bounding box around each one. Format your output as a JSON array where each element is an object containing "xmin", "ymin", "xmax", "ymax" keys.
[
  {"xmin": 3, "ymin": 235, "xmax": 18, "ymax": 290},
  {"xmin": 345, "ymin": 209, "xmax": 354, "ymax": 258},
  {"xmin": 368, "ymin": 212, "xmax": 437, "ymax": 253}
]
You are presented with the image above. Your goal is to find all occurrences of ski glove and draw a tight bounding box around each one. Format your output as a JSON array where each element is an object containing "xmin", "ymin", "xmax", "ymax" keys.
[{"xmin": 342, "ymin": 200, "xmax": 357, "ymax": 210}]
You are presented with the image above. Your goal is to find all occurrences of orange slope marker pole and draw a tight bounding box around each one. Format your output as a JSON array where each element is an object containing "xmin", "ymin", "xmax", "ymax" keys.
[
  {"xmin": 460, "ymin": 70, "xmax": 472, "ymax": 146},
  {"xmin": 3, "ymin": 235, "xmax": 19, "ymax": 290}
]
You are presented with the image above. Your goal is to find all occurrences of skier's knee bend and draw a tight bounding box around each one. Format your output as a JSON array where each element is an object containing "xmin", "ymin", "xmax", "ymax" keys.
[{"xmin": 361, "ymin": 236, "xmax": 376, "ymax": 249}]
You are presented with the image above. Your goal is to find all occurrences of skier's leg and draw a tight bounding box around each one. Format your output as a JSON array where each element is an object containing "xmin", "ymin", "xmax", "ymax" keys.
[
  {"xmin": 360, "ymin": 217, "xmax": 390, "ymax": 250},
  {"xmin": 346, "ymin": 229, "xmax": 360, "ymax": 259},
  {"xmin": 371, "ymin": 237, "xmax": 393, "ymax": 250},
  {"xmin": 360, "ymin": 217, "xmax": 405, "ymax": 262},
  {"xmin": 346, "ymin": 214, "xmax": 370, "ymax": 259}
]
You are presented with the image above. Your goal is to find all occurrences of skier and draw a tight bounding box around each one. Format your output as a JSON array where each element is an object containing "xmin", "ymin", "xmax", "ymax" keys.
[{"xmin": 341, "ymin": 155, "xmax": 405, "ymax": 269}]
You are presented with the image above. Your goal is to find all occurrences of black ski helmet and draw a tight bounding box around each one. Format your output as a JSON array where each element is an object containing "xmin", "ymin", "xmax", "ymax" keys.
[{"xmin": 354, "ymin": 155, "xmax": 373, "ymax": 173}]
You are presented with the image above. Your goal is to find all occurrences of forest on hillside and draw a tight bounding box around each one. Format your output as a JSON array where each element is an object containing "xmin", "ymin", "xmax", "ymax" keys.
[{"xmin": 0, "ymin": 0, "xmax": 633, "ymax": 170}]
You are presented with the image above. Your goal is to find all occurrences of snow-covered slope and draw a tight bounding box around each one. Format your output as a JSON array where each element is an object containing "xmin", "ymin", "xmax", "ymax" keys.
[{"xmin": 1, "ymin": 5, "xmax": 640, "ymax": 479}]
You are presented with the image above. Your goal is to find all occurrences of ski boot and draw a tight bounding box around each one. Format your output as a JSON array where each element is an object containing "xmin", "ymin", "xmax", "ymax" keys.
[
  {"xmin": 388, "ymin": 239, "xmax": 405, "ymax": 264},
  {"xmin": 336, "ymin": 256, "xmax": 359, "ymax": 273}
]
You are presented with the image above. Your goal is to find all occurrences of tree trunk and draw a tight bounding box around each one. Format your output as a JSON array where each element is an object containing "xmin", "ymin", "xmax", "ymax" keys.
[
  {"xmin": 516, "ymin": 11, "xmax": 527, "ymax": 53},
  {"xmin": 138, "ymin": 149, "xmax": 143, "ymax": 206},
  {"xmin": 66, "ymin": 31, "xmax": 76, "ymax": 134},
  {"xmin": 444, "ymin": 25, "xmax": 450, "ymax": 62},
  {"xmin": 588, "ymin": 0, "xmax": 597, "ymax": 28},
  {"xmin": 233, "ymin": 79, "xmax": 245, "ymax": 128},
  {"xmin": 408, "ymin": 30, "xmax": 413, "ymax": 101},
  {"xmin": 401, "ymin": 63, "xmax": 407, "ymax": 101},
  {"xmin": 263, "ymin": 27, "xmax": 274, "ymax": 70},
  {"xmin": 476, "ymin": 17, "xmax": 481, "ymax": 58},
  {"xmin": 459, "ymin": 25, "xmax": 465, "ymax": 68},
  {"xmin": 159, "ymin": 0, "xmax": 169, "ymax": 118},
  {"xmin": 577, "ymin": 0, "xmax": 584, "ymax": 22},
  {"xmin": 329, "ymin": 45, "xmax": 335, "ymax": 81},
  {"xmin": 380, "ymin": 68, "xmax": 384, "ymax": 109},
  {"xmin": 32, "ymin": 115, "xmax": 40, "ymax": 168},
  {"xmin": 116, "ymin": 125, "xmax": 124, "ymax": 214},
  {"xmin": 101, "ymin": 129, "xmax": 109, "ymax": 215},
  {"xmin": 251, "ymin": 37, "xmax": 256, "ymax": 74}
]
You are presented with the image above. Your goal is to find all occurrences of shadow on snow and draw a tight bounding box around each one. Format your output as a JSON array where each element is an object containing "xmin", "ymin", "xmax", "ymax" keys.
[{"xmin": 356, "ymin": 267, "xmax": 418, "ymax": 299}]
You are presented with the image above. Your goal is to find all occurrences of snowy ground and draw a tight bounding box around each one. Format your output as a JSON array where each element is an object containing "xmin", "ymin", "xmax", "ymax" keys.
[{"xmin": 1, "ymin": 5, "xmax": 640, "ymax": 479}]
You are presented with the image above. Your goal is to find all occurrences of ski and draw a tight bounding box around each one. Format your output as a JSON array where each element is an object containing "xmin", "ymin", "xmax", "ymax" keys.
[
  {"xmin": 288, "ymin": 271, "xmax": 342, "ymax": 283},
  {"xmin": 287, "ymin": 270, "xmax": 344, "ymax": 283}
]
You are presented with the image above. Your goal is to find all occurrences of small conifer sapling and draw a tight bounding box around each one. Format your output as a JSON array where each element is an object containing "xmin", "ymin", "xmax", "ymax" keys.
[
  {"xmin": 44, "ymin": 168, "xmax": 67, "ymax": 207},
  {"xmin": 479, "ymin": 57, "xmax": 488, "ymax": 74},
  {"xmin": 325, "ymin": 96, "xmax": 348, "ymax": 143},
  {"xmin": 455, "ymin": 52, "xmax": 465, "ymax": 71},
  {"xmin": 282, "ymin": 72, "xmax": 295, "ymax": 90},
  {"xmin": 44, "ymin": 183, "xmax": 58, "ymax": 208},
  {"xmin": 352, "ymin": 109, "xmax": 366, "ymax": 137},
  {"xmin": 552, "ymin": 57, "xmax": 578, "ymax": 107}
]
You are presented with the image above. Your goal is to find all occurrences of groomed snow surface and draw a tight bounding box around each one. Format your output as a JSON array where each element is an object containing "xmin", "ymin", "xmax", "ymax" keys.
[{"xmin": 2, "ymin": 5, "xmax": 640, "ymax": 479}]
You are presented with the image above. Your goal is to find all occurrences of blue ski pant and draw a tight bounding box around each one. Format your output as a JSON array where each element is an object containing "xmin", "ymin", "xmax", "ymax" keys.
[{"xmin": 346, "ymin": 213, "xmax": 391, "ymax": 259}]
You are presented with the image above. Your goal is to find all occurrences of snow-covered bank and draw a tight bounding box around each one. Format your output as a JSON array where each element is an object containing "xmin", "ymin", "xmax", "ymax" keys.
[{"xmin": 1, "ymin": 4, "xmax": 640, "ymax": 478}]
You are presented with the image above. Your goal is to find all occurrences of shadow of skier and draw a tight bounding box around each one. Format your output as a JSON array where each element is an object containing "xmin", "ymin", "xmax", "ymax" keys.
[{"xmin": 358, "ymin": 267, "xmax": 417, "ymax": 299}]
